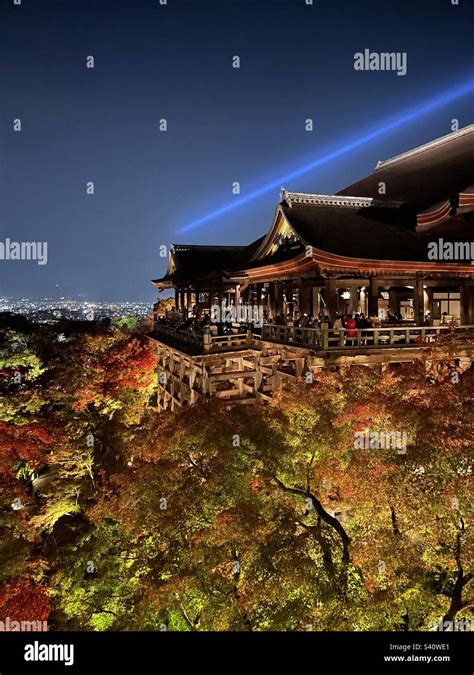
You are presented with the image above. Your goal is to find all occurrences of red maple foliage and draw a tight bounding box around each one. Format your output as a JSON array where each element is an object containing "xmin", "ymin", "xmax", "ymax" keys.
[
  {"xmin": 0, "ymin": 577, "xmax": 50, "ymax": 622},
  {"xmin": 0, "ymin": 422, "xmax": 52, "ymax": 475}
]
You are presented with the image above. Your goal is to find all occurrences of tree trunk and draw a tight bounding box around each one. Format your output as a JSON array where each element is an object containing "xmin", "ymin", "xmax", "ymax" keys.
[{"xmin": 275, "ymin": 477, "xmax": 351, "ymax": 563}]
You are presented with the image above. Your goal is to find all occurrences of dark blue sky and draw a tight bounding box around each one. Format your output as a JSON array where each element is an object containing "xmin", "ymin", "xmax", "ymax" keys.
[{"xmin": 0, "ymin": 0, "xmax": 472, "ymax": 301}]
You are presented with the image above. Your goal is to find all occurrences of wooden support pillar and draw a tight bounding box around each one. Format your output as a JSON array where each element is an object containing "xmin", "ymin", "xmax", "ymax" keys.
[
  {"xmin": 460, "ymin": 281, "xmax": 473, "ymax": 325},
  {"xmin": 243, "ymin": 284, "xmax": 250, "ymax": 306},
  {"xmin": 268, "ymin": 283, "xmax": 276, "ymax": 318},
  {"xmin": 275, "ymin": 282, "xmax": 283, "ymax": 314},
  {"xmin": 360, "ymin": 286, "xmax": 367, "ymax": 315},
  {"xmin": 285, "ymin": 280, "xmax": 295, "ymax": 317},
  {"xmin": 325, "ymin": 278, "xmax": 338, "ymax": 323},
  {"xmin": 208, "ymin": 293, "xmax": 213, "ymax": 315},
  {"xmin": 208, "ymin": 281, "xmax": 213, "ymax": 311},
  {"xmin": 368, "ymin": 276, "xmax": 379, "ymax": 318},
  {"xmin": 349, "ymin": 287, "xmax": 359, "ymax": 314},
  {"xmin": 299, "ymin": 282, "xmax": 311, "ymax": 315},
  {"xmin": 308, "ymin": 286, "xmax": 314, "ymax": 316},
  {"xmin": 175, "ymin": 289, "xmax": 180, "ymax": 311},
  {"xmin": 414, "ymin": 278, "xmax": 425, "ymax": 325},
  {"xmin": 234, "ymin": 284, "xmax": 241, "ymax": 308},
  {"xmin": 256, "ymin": 283, "xmax": 263, "ymax": 311},
  {"xmin": 203, "ymin": 329, "xmax": 211, "ymax": 352},
  {"xmin": 186, "ymin": 290, "xmax": 192, "ymax": 316},
  {"xmin": 312, "ymin": 287, "xmax": 321, "ymax": 317},
  {"xmin": 263, "ymin": 284, "xmax": 271, "ymax": 315},
  {"xmin": 389, "ymin": 288, "xmax": 398, "ymax": 314},
  {"xmin": 426, "ymin": 287, "xmax": 433, "ymax": 324}
]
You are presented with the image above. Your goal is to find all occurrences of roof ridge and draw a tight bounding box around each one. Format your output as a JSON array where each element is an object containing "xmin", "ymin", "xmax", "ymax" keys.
[
  {"xmin": 375, "ymin": 124, "xmax": 474, "ymax": 171},
  {"xmin": 280, "ymin": 190, "xmax": 401, "ymax": 209},
  {"xmin": 172, "ymin": 244, "xmax": 247, "ymax": 250},
  {"xmin": 281, "ymin": 190, "xmax": 374, "ymax": 208}
]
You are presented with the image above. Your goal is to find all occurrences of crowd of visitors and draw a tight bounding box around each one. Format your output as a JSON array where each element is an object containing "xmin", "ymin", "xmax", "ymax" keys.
[
  {"xmin": 154, "ymin": 311, "xmax": 254, "ymax": 339},
  {"xmin": 268, "ymin": 309, "xmax": 382, "ymax": 330},
  {"xmin": 155, "ymin": 302, "xmax": 440, "ymax": 346}
]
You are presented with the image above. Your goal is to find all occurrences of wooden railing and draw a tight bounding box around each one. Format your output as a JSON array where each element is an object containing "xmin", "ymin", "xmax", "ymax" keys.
[
  {"xmin": 261, "ymin": 324, "xmax": 474, "ymax": 350},
  {"xmin": 208, "ymin": 333, "xmax": 253, "ymax": 351},
  {"xmin": 152, "ymin": 324, "xmax": 202, "ymax": 348},
  {"xmin": 153, "ymin": 321, "xmax": 473, "ymax": 353},
  {"xmin": 153, "ymin": 323, "xmax": 253, "ymax": 352}
]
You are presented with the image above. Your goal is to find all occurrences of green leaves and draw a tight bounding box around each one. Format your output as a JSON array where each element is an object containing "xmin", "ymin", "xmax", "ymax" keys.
[{"xmin": 1, "ymin": 320, "xmax": 472, "ymax": 631}]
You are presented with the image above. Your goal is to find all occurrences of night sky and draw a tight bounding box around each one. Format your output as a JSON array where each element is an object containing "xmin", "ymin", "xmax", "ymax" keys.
[{"xmin": 0, "ymin": 0, "xmax": 472, "ymax": 302}]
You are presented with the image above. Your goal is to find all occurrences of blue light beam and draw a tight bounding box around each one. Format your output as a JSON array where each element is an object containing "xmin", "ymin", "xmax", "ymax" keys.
[{"xmin": 180, "ymin": 77, "xmax": 474, "ymax": 234}]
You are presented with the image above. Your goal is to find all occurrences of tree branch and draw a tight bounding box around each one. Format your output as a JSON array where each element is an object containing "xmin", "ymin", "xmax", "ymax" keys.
[{"xmin": 274, "ymin": 476, "xmax": 351, "ymax": 563}]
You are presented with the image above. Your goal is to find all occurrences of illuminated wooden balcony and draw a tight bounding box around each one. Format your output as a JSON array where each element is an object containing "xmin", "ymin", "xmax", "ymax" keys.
[
  {"xmin": 149, "ymin": 322, "xmax": 474, "ymax": 411},
  {"xmin": 151, "ymin": 321, "xmax": 474, "ymax": 355},
  {"xmin": 261, "ymin": 323, "xmax": 474, "ymax": 350}
]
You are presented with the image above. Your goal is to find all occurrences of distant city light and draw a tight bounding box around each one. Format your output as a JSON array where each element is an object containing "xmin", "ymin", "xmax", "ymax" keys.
[{"xmin": 0, "ymin": 297, "xmax": 151, "ymax": 322}]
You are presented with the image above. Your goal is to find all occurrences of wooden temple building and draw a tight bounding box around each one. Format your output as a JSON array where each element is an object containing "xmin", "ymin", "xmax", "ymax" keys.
[{"xmin": 150, "ymin": 126, "xmax": 474, "ymax": 410}]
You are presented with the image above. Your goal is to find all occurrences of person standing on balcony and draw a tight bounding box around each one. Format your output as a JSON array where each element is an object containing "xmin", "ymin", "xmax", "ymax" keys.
[{"xmin": 345, "ymin": 315, "xmax": 357, "ymax": 346}]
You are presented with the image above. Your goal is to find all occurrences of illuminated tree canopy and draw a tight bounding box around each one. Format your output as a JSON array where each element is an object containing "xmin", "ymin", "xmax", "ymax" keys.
[{"xmin": 0, "ymin": 321, "xmax": 472, "ymax": 631}]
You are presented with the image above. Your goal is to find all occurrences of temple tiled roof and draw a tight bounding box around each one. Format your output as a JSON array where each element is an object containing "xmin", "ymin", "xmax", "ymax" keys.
[
  {"xmin": 281, "ymin": 203, "xmax": 421, "ymax": 261},
  {"xmin": 153, "ymin": 239, "xmax": 264, "ymax": 286},
  {"xmin": 279, "ymin": 201, "xmax": 473, "ymax": 264},
  {"xmin": 338, "ymin": 125, "xmax": 474, "ymax": 215}
]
